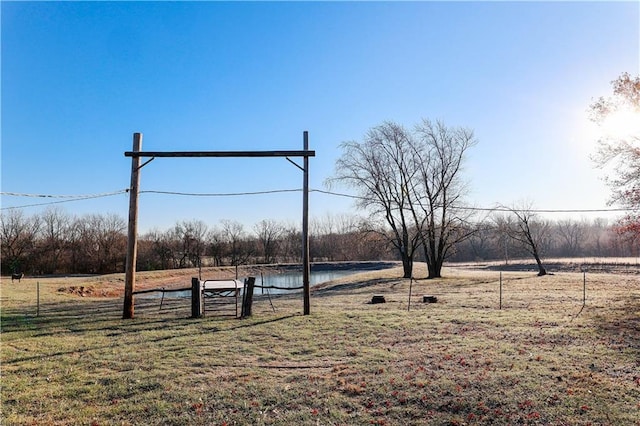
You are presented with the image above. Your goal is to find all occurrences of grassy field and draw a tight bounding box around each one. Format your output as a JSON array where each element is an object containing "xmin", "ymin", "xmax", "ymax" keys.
[{"xmin": 1, "ymin": 265, "xmax": 639, "ymax": 425}]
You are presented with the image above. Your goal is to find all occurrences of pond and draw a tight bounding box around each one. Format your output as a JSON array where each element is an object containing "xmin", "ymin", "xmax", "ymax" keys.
[
  {"xmin": 254, "ymin": 269, "xmax": 366, "ymax": 295},
  {"xmin": 140, "ymin": 266, "xmax": 389, "ymax": 299}
]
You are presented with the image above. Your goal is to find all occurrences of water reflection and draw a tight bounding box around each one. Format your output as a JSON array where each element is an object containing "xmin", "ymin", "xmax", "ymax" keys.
[{"xmin": 257, "ymin": 269, "xmax": 361, "ymax": 295}]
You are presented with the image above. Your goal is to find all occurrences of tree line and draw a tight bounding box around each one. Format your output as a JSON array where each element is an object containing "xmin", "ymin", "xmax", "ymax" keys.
[
  {"xmin": 3, "ymin": 73, "xmax": 637, "ymax": 278},
  {"xmin": 1, "ymin": 206, "xmax": 636, "ymax": 276}
]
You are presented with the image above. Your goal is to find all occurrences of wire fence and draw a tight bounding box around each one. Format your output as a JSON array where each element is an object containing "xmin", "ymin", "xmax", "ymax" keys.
[{"xmin": 2, "ymin": 268, "xmax": 634, "ymax": 325}]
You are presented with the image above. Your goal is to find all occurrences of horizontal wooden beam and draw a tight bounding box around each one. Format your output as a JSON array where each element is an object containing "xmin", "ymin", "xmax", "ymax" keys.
[{"xmin": 124, "ymin": 150, "xmax": 315, "ymax": 158}]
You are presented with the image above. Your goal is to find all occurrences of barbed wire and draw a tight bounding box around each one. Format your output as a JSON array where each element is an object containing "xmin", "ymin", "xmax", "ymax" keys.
[{"xmin": 1, "ymin": 188, "xmax": 634, "ymax": 214}]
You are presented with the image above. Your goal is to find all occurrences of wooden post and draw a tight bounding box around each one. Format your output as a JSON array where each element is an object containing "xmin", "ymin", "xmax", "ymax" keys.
[
  {"xmin": 123, "ymin": 133, "xmax": 142, "ymax": 319},
  {"xmin": 583, "ymin": 272, "xmax": 586, "ymax": 307},
  {"xmin": 191, "ymin": 277, "xmax": 202, "ymax": 318},
  {"xmin": 37, "ymin": 281, "xmax": 40, "ymax": 317},
  {"xmin": 499, "ymin": 271, "xmax": 503, "ymax": 310},
  {"xmin": 302, "ymin": 131, "xmax": 311, "ymax": 315},
  {"xmin": 407, "ymin": 277, "xmax": 413, "ymax": 311},
  {"xmin": 242, "ymin": 276, "xmax": 256, "ymax": 318}
]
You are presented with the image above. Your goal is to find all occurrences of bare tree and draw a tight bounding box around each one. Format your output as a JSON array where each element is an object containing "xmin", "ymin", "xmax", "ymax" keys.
[
  {"xmin": 465, "ymin": 222, "xmax": 495, "ymax": 261},
  {"xmin": 173, "ymin": 220, "xmax": 208, "ymax": 268},
  {"xmin": 555, "ymin": 219, "xmax": 586, "ymax": 257},
  {"xmin": 254, "ymin": 219, "xmax": 283, "ymax": 264},
  {"xmin": 66, "ymin": 214, "xmax": 126, "ymax": 274},
  {"xmin": 329, "ymin": 121, "xmax": 422, "ymax": 278},
  {"xmin": 139, "ymin": 228, "xmax": 176, "ymax": 270},
  {"xmin": 310, "ymin": 213, "xmax": 358, "ymax": 261},
  {"xmin": 37, "ymin": 207, "xmax": 73, "ymax": 274},
  {"xmin": 497, "ymin": 204, "xmax": 549, "ymax": 276},
  {"xmin": 220, "ymin": 219, "xmax": 253, "ymax": 266},
  {"xmin": 330, "ymin": 119, "xmax": 477, "ymax": 278},
  {"xmin": 408, "ymin": 119, "xmax": 478, "ymax": 278},
  {"xmin": 0, "ymin": 209, "xmax": 41, "ymax": 275},
  {"xmin": 280, "ymin": 222, "xmax": 302, "ymax": 263},
  {"xmin": 206, "ymin": 226, "xmax": 225, "ymax": 267}
]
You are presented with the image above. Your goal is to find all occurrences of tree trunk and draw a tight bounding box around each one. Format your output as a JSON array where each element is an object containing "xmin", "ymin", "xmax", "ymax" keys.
[
  {"xmin": 427, "ymin": 262, "xmax": 443, "ymax": 279},
  {"xmin": 425, "ymin": 248, "xmax": 443, "ymax": 279},
  {"xmin": 401, "ymin": 254, "xmax": 413, "ymax": 278},
  {"xmin": 534, "ymin": 255, "xmax": 547, "ymax": 276}
]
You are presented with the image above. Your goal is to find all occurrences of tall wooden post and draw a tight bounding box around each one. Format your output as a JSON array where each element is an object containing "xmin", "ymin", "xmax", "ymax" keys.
[
  {"xmin": 123, "ymin": 133, "xmax": 142, "ymax": 319},
  {"xmin": 302, "ymin": 131, "xmax": 310, "ymax": 315}
]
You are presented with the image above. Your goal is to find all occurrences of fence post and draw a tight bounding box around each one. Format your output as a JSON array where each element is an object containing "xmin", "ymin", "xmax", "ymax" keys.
[
  {"xmin": 37, "ymin": 281, "xmax": 40, "ymax": 317},
  {"xmin": 242, "ymin": 277, "xmax": 256, "ymax": 318},
  {"xmin": 499, "ymin": 271, "xmax": 503, "ymax": 310},
  {"xmin": 191, "ymin": 277, "xmax": 202, "ymax": 318},
  {"xmin": 583, "ymin": 272, "xmax": 586, "ymax": 308}
]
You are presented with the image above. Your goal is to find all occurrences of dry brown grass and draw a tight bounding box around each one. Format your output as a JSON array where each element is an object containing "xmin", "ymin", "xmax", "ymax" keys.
[{"xmin": 1, "ymin": 264, "xmax": 639, "ymax": 425}]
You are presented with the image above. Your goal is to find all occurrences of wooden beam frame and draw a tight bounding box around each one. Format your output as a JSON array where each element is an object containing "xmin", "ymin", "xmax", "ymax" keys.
[
  {"xmin": 122, "ymin": 133, "xmax": 314, "ymax": 319},
  {"xmin": 125, "ymin": 150, "xmax": 315, "ymax": 158}
]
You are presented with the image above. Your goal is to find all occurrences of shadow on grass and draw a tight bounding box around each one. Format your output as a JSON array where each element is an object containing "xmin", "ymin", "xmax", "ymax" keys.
[
  {"xmin": 2, "ymin": 294, "xmax": 303, "ymax": 365},
  {"xmin": 311, "ymin": 277, "xmax": 403, "ymax": 298},
  {"xmin": 591, "ymin": 294, "xmax": 640, "ymax": 355}
]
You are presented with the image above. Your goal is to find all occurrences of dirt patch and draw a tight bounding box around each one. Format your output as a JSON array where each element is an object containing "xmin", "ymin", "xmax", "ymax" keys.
[{"xmin": 58, "ymin": 285, "xmax": 121, "ymax": 298}]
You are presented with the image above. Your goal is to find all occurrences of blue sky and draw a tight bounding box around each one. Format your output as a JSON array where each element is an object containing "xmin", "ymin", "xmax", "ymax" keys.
[{"xmin": 2, "ymin": 1, "xmax": 639, "ymax": 232}]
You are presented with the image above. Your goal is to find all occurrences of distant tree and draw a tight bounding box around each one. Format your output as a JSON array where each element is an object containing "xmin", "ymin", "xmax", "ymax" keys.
[
  {"xmin": 554, "ymin": 219, "xmax": 586, "ymax": 257},
  {"xmin": 37, "ymin": 207, "xmax": 72, "ymax": 274},
  {"xmin": 96, "ymin": 214, "xmax": 127, "ymax": 273},
  {"xmin": 465, "ymin": 222, "xmax": 495, "ymax": 261},
  {"xmin": 206, "ymin": 226, "xmax": 226, "ymax": 267},
  {"xmin": 310, "ymin": 213, "xmax": 363, "ymax": 262},
  {"xmin": 0, "ymin": 210, "xmax": 40, "ymax": 275},
  {"xmin": 220, "ymin": 219, "xmax": 253, "ymax": 266},
  {"xmin": 491, "ymin": 216, "xmax": 515, "ymax": 265},
  {"xmin": 173, "ymin": 220, "xmax": 208, "ymax": 268},
  {"xmin": 139, "ymin": 228, "xmax": 175, "ymax": 270},
  {"xmin": 66, "ymin": 214, "xmax": 126, "ymax": 274},
  {"xmin": 590, "ymin": 72, "xmax": 640, "ymax": 237},
  {"xmin": 280, "ymin": 222, "xmax": 302, "ymax": 263},
  {"xmin": 254, "ymin": 219, "xmax": 283, "ymax": 264},
  {"xmin": 496, "ymin": 204, "xmax": 550, "ymax": 276}
]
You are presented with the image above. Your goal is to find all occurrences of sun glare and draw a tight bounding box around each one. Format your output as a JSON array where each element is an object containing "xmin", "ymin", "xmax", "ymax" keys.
[{"xmin": 597, "ymin": 106, "xmax": 640, "ymax": 141}]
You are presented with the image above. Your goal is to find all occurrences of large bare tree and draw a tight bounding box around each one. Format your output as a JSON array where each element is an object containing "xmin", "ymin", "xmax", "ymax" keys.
[
  {"xmin": 329, "ymin": 122, "xmax": 421, "ymax": 278},
  {"xmin": 330, "ymin": 119, "xmax": 477, "ymax": 278},
  {"xmin": 408, "ymin": 119, "xmax": 478, "ymax": 278}
]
